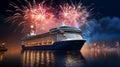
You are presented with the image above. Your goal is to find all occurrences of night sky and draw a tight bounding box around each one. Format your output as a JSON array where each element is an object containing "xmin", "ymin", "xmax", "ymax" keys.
[{"xmin": 0, "ymin": 0, "xmax": 120, "ymax": 43}]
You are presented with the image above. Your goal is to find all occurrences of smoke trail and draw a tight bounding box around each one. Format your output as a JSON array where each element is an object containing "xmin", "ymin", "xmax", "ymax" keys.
[{"xmin": 80, "ymin": 17, "xmax": 120, "ymax": 42}]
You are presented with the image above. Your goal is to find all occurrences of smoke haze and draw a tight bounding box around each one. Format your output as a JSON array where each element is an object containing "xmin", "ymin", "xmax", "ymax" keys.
[{"xmin": 80, "ymin": 17, "xmax": 120, "ymax": 42}]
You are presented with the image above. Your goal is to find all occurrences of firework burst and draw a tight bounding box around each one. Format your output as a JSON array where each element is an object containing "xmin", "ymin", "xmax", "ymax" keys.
[
  {"xmin": 59, "ymin": 3, "xmax": 89, "ymax": 27},
  {"xmin": 24, "ymin": 1, "xmax": 57, "ymax": 34},
  {"xmin": 6, "ymin": 0, "xmax": 89, "ymax": 34}
]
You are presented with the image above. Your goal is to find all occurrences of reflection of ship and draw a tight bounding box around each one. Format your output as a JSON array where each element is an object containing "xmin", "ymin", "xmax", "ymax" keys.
[
  {"xmin": 0, "ymin": 43, "xmax": 7, "ymax": 51},
  {"xmin": 22, "ymin": 25, "xmax": 86, "ymax": 50},
  {"xmin": 21, "ymin": 50, "xmax": 85, "ymax": 67}
]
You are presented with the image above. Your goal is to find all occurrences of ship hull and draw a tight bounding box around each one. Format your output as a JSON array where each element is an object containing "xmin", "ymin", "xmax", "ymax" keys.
[{"xmin": 22, "ymin": 40, "xmax": 86, "ymax": 50}]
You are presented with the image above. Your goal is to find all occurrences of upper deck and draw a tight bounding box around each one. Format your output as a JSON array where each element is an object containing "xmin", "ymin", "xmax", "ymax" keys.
[{"xmin": 23, "ymin": 26, "xmax": 82, "ymax": 41}]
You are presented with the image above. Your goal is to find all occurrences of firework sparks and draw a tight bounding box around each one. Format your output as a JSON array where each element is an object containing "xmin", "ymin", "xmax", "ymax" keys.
[
  {"xmin": 24, "ymin": 2, "xmax": 57, "ymax": 34},
  {"xmin": 6, "ymin": 0, "xmax": 89, "ymax": 34},
  {"xmin": 59, "ymin": 3, "xmax": 89, "ymax": 27}
]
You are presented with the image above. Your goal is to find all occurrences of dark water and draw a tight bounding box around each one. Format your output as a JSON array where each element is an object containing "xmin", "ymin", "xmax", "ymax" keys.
[{"xmin": 0, "ymin": 49, "xmax": 120, "ymax": 67}]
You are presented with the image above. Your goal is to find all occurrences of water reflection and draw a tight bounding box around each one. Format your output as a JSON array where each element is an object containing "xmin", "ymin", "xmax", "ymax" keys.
[
  {"xmin": 21, "ymin": 50, "xmax": 85, "ymax": 67},
  {"xmin": 81, "ymin": 48, "xmax": 120, "ymax": 67},
  {"xmin": 82, "ymin": 47, "xmax": 120, "ymax": 59},
  {"xmin": 0, "ymin": 47, "xmax": 120, "ymax": 67},
  {"xmin": 0, "ymin": 52, "xmax": 4, "ymax": 62},
  {"xmin": 65, "ymin": 51, "xmax": 86, "ymax": 67},
  {"xmin": 21, "ymin": 51, "xmax": 55, "ymax": 67}
]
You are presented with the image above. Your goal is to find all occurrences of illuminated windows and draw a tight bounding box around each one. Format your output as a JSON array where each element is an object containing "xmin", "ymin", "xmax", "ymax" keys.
[{"xmin": 25, "ymin": 40, "xmax": 54, "ymax": 46}]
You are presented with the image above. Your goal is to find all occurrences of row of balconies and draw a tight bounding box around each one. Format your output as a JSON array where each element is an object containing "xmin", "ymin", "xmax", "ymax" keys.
[{"xmin": 25, "ymin": 40, "xmax": 54, "ymax": 47}]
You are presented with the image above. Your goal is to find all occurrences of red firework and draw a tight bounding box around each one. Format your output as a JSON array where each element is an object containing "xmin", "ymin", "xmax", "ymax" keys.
[
  {"xmin": 24, "ymin": 3, "xmax": 57, "ymax": 34},
  {"xmin": 59, "ymin": 3, "xmax": 89, "ymax": 27},
  {"xmin": 7, "ymin": 0, "xmax": 89, "ymax": 35}
]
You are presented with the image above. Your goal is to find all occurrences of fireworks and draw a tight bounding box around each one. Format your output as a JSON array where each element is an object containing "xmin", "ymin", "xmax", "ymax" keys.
[
  {"xmin": 59, "ymin": 3, "xmax": 89, "ymax": 27},
  {"xmin": 24, "ymin": 2, "xmax": 57, "ymax": 34},
  {"xmin": 7, "ymin": 0, "xmax": 89, "ymax": 34}
]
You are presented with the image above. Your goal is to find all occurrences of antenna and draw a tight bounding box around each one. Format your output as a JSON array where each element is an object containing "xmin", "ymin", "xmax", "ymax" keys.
[
  {"xmin": 30, "ymin": 25, "xmax": 36, "ymax": 36},
  {"xmin": 61, "ymin": 22, "xmax": 65, "ymax": 26}
]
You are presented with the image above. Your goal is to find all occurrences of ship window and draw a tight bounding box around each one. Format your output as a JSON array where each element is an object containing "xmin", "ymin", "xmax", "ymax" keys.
[
  {"xmin": 48, "ymin": 42, "xmax": 52, "ymax": 44},
  {"xmin": 64, "ymin": 33, "xmax": 82, "ymax": 40},
  {"xmin": 26, "ymin": 43, "xmax": 30, "ymax": 46},
  {"xmin": 44, "ymin": 42, "xmax": 47, "ymax": 45},
  {"xmin": 40, "ymin": 40, "xmax": 54, "ymax": 45},
  {"xmin": 39, "ymin": 43, "xmax": 42, "ymax": 45},
  {"xmin": 42, "ymin": 41, "xmax": 46, "ymax": 45},
  {"xmin": 37, "ymin": 43, "xmax": 39, "ymax": 46},
  {"xmin": 26, "ymin": 44, "xmax": 28, "ymax": 45},
  {"xmin": 63, "ymin": 33, "xmax": 66, "ymax": 37}
]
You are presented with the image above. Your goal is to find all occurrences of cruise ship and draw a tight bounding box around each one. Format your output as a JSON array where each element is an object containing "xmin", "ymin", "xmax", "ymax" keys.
[{"xmin": 22, "ymin": 25, "xmax": 86, "ymax": 50}]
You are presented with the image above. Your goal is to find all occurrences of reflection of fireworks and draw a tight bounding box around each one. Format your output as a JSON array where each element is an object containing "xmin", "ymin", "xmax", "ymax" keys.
[{"xmin": 6, "ymin": 0, "xmax": 89, "ymax": 34}]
